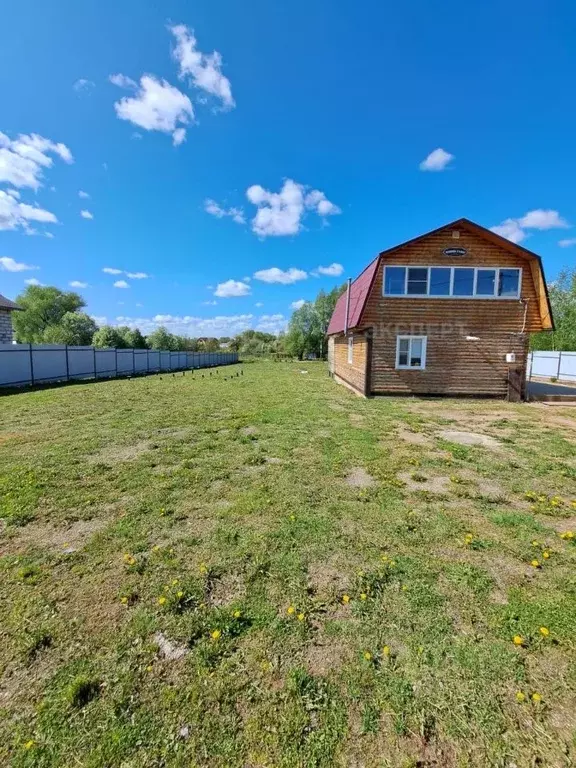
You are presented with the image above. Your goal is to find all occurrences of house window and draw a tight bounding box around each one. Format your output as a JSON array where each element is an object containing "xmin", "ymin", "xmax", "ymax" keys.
[
  {"xmin": 383, "ymin": 266, "xmax": 521, "ymax": 299},
  {"xmin": 396, "ymin": 336, "xmax": 427, "ymax": 370},
  {"xmin": 348, "ymin": 334, "xmax": 353, "ymax": 364}
]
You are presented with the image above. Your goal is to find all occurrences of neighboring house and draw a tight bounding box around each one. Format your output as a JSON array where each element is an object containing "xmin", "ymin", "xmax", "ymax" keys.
[
  {"xmin": 326, "ymin": 218, "xmax": 553, "ymax": 400},
  {"xmin": 0, "ymin": 293, "xmax": 22, "ymax": 344}
]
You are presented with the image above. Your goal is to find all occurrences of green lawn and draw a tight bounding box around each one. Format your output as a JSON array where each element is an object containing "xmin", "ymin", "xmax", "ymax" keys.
[{"xmin": 1, "ymin": 361, "xmax": 575, "ymax": 767}]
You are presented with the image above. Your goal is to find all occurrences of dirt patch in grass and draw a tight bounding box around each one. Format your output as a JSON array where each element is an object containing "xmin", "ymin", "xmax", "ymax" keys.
[
  {"xmin": 304, "ymin": 637, "xmax": 352, "ymax": 676},
  {"xmin": 240, "ymin": 426, "xmax": 258, "ymax": 436},
  {"xmin": 344, "ymin": 467, "xmax": 377, "ymax": 488},
  {"xmin": 88, "ymin": 440, "xmax": 152, "ymax": 464},
  {"xmin": 398, "ymin": 471, "xmax": 451, "ymax": 495},
  {"xmin": 540, "ymin": 515, "xmax": 576, "ymax": 533},
  {"xmin": 397, "ymin": 427, "xmax": 433, "ymax": 446},
  {"xmin": 308, "ymin": 559, "xmax": 351, "ymax": 598},
  {"xmin": 209, "ymin": 572, "xmax": 245, "ymax": 607},
  {"xmin": 439, "ymin": 430, "xmax": 502, "ymax": 451},
  {"xmin": 154, "ymin": 632, "xmax": 188, "ymax": 661},
  {"xmin": 348, "ymin": 413, "xmax": 365, "ymax": 427},
  {"xmin": 0, "ymin": 517, "xmax": 108, "ymax": 556}
]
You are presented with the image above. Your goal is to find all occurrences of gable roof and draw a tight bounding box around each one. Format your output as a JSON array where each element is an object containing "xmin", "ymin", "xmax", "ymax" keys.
[
  {"xmin": 0, "ymin": 293, "xmax": 21, "ymax": 311},
  {"xmin": 326, "ymin": 256, "xmax": 379, "ymax": 335},
  {"xmin": 326, "ymin": 217, "xmax": 554, "ymax": 335}
]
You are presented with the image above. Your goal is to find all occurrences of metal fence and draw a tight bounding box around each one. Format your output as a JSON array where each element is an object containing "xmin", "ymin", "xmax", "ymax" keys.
[
  {"xmin": 0, "ymin": 344, "xmax": 238, "ymax": 388},
  {"xmin": 528, "ymin": 351, "xmax": 576, "ymax": 383}
]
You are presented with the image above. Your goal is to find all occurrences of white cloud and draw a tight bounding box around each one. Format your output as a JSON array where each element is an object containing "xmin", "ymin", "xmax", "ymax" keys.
[
  {"xmin": 0, "ymin": 256, "xmax": 39, "ymax": 272},
  {"xmin": 214, "ymin": 279, "xmax": 251, "ymax": 298},
  {"xmin": 169, "ymin": 24, "xmax": 234, "ymax": 110},
  {"xmin": 116, "ymin": 313, "xmax": 255, "ymax": 337},
  {"xmin": 113, "ymin": 280, "xmax": 129, "ymax": 288},
  {"xmin": 419, "ymin": 148, "xmax": 454, "ymax": 172},
  {"xmin": 80, "ymin": 209, "xmax": 93, "ymax": 220},
  {"xmin": 103, "ymin": 267, "xmax": 123, "ymax": 275},
  {"xmin": 203, "ymin": 300, "xmax": 218, "ymax": 305},
  {"xmin": 253, "ymin": 267, "xmax": 307, "ymax": 284},
  {"xmin": 314, "ymin": 262, "xmax": 344, "ymax": 277},
  {"xmin": 0, "ymin": 131, "xmax": 73, "ymax": 190},
  {"xmin": 69, "ymin": 280, "xmax": 88, "ymax": 288},
  {"xmin": 73, "ymin": 79, "xmax": 95, "ymax": 92},
  {"xmin": 25, "ymin": 278, "xmax": 43, "ymax": 286},
  {"xmin": 559, "ymin": 238, "xmax": 576, "ymax": 248},
  {"xmin": 255, "ymin": 301, "xmax": 263, "ymax": 308},
  {"xmin": 290, "ymin": 299, "xmax": 306, "ymax": 310},
  {"xmin": 126, "ymin": 271, "xmax": 148, "ymax": 279},
  {"xmin": 204, "ymin": 198, "xmax": 245, "ymax": 224},
  {"xmin": 491, "ymin": 209, "xmax": 570, "ymax": 244},
  {"xmin": 246, "ymin": 179, "xmax": 340, "ymax": 237},
  {"xmin": 112, "ymin": 74, "xmax": 193, "ymax": 145},
  {"xmin": 0, "ymin": 189, "xmax": 58, "ymax": 234},
  {"xmin": 78, "ymin": 190, "xmax": 90, "ymax": 199},
  {"xmin": 256, "ymin": 314, "xmax": 287, "ymax": 334}
]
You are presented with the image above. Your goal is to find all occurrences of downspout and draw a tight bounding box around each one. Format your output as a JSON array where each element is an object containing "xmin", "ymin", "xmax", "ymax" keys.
[{"xmin": 344, "ymin": 278, "xmax": 352, "ymax": 336}]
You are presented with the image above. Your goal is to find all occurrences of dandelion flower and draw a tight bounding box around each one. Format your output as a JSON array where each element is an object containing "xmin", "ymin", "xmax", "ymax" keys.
[
  {"xmin": 146, "ymin": 664, "xmax": 153, "ymax": 672},
  {"xmin": 176, "ymin": 591, "xmax": 184, "ymax": 599},
  {"xmin": 515, "ymin": 691, "xmax": 526, "ymax": 702},
  {"xmin": 360, "ymin": 593, "xmax": 367, "ymax": 601},
  {"xmin": 172, "ymin": 579, "xmax": 179, "ymax": 586},
  {"xmin": 152, "ymin": 544, "xmax": 160, "ymax": 552},
  {"xmin": 24, "ymin": 740, "xmax": 35, "ymax": 750},
  {"xmin": 211, "ymin": 629, "xmax": 221, "ymax": 641},
  {"xmin": 120, "ymin": 596, "xmax": 128, "ymax": 605},
  {"xmin": 539, "ymin": 626, "xmax": 550, "ymax": 637},
  {"xmin": 297, "ymin": 613, "xmax": 305, "ymax": 621},
  {"xmin": 560, "ymin": 530, "xmax": 574, "ymax": 540},
  {"xmin": 199, "ymin": 563, "xmax": 208, "ymax": 574},
  {"xmin": 531, "ymin": 559, "xmax": 541, "ymax": 568},
  {"xmin": 287, "ymin": 605, "xmax": 296, "ymax": 615},
  {"xmin": 158, "ymin": 596, "xmax": 167, "ymax": 605},
  {"xmin": 532, "ymin": 540, "xmax": 539, "ymax": 547},
  {"xmin": 531, "ymin": 692, "xmax": 542, "ymax": 703},
  {"xmin": 363, "ymin": 651, "xmax": 372, "ymax": 661},
  {"xmin": 123, "ymin": 553, "xmax": 136, "ymax": 565},
  {"xmin": 233, "ymin": 610, "xmax": 242, "ymax": 619},
  {"xmin": 382, "ymin": 645, "xmax": 391, "ymax": 656},
  {"xmin": 342, "ymin": 594, "xmax": 350, "ymax": 604},
  {"xmin": 289, "ymin": 514, "xmax": 295, "ymax": 521},
  {"xmin": 513, "ymin": 635, "xmax": 524, "ymax": 646},
  {"xmin": 542, "ymin": 551, "xmax": 550, "ymax": 560}
]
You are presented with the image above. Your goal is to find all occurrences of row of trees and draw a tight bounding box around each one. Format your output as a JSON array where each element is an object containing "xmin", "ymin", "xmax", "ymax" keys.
[{"xmin": 531, "ymin": 267, "xmax": 576, "ymax": 351}]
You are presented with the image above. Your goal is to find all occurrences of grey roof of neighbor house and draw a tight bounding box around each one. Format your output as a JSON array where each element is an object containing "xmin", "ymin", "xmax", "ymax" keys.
[{"xmin": 0, "ymin": 293, "xmax": 22, "ymax": 311}]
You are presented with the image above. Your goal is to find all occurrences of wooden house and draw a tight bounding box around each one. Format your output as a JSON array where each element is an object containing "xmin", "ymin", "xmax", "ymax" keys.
[{"xmin": 326, "ymin": 218, "xmax": 553, "ymax": 400}]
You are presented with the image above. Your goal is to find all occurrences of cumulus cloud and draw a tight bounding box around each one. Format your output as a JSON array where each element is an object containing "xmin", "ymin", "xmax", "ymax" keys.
[
  {"xmin": 256, "ymin": 314, "xmax": 287, "ymax": 334},
  {"xmin": 25, "ymin": 278, "xmax": 43, "ymax": 286},
  {"xmin": 246, "ymin": 179, "xmax": 340, "ymax": 237},
  {"xmin": 113, "ymin": 280, "xmax": 129, "ymax": 288},
  {"xmin": 111, "ymin": 74, "xmax": 193, "ymax": 145},
  {"xmin": 491, "ymin": 209, "xmax": 570, "ymax": 244},
  {"xmin": 559, "ymin": 238, "xmax": 576, "ymax": 248},
  {"xmin": 169, "ymin": 24, "xmax": 234, "ymax": 110},
  {"xmin": 73, "ymin": 78, "xmax": 95, "ymax": 93},
  {"xmin": 419, "ymin": 148, "xmax": 454, "ymax": 172},
  {"xmin": 103, "ymin": 267, "xmax": 148, "ymax": 279},
  {"xmin": 214, "ymin": 279, "xmax": 251, "ymax": 298},
  {"xmin": 204, "ymin": 198, "xmax": 245, "ymax": 224},
  {"xmin": 0, "ymin": 131, "xmax": 73, "ymax": 190},
  {"xmin": 126, "ymin": 271, "xmax": 148, "ymax": 279},
  {"xmin": 254, "ymin": 301, "xmax": 263, "ymax": 308},
  {"xmin": 115, "ymin": 313, "xmax": 255, "ymax": 337},
  {"xmin": 80, "ymin": 209, "xmax": 93, "ymax": 220},
  {"xmin": 0, "ymin": 190, "xmax": 57, "ymax": 234},
  {"xmin": 253, "ymin": 267, "xmax": 307, "ymax": 284},
  {"xmin": 0, "ymin": 256, "xmax": 39, "ymax": 272},
  {"xmin": 69, "ymin": 280, "xmax": 88, "ymax": 288},
  {"xmin": 314, "ymin": 262, "xmax": 344, "ymax": 277},
  {"xmin": 103, "ymin": 267, "xmax": 123, "ymax": 275},
  {"xmin": 78, "ymin": 190, "xmax": 90, "ymax": 199},
  {"xmin": 290, "ymin": 299, "xmax": 306, "ymax": 310}
]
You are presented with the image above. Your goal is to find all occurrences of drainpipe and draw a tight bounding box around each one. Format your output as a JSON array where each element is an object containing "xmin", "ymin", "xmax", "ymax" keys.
[{"xmin": 344, "ymin": 278, "xmax": 352, "ymax": 336}]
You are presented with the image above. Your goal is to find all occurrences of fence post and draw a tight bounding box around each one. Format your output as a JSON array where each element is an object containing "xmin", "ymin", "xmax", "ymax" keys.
[
  {"xmin": 133, "ymin": 348, "xmax": 136, "ymax": 375},
  {"xmin": 65, "ymin": 344, "xmax": 69, "ymax": 381},
  {"xmin": 557, "ymin": 352, "xmax": 562, "ymax": 381},
  {"xmin": 147, "ymin": 349, "xmax": 149, "ymax": 373},
  {"xmin": 29, "ymin": 343, "xmax": 35, "ymax": 386},
  {"xmin": 93, "ymin": 346, "xmax": 96, "ymax": 380},
  {"xmin": 115, "ymin": 347, "xmax": 118, "ymax": 377}
]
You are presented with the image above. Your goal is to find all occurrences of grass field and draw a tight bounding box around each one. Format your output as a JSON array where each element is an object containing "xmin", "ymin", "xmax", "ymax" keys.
[{"xmin": 1, "ymin": 361, "xmax": 576, "ymax": 767}]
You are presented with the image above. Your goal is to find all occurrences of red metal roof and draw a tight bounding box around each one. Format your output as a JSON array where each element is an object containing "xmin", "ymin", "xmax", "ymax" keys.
[{"xmin": 326, "ymin": 256, "xmax": 379, "ymax": 335}]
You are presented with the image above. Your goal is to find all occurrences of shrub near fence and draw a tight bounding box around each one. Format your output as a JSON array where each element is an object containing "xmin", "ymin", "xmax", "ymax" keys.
[{"xmin": 0, "ymin": 344, "xmax": 238, "ymax": 388}]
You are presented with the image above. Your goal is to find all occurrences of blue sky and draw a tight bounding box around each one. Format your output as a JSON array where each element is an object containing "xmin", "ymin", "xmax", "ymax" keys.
[{"xmin": 1, "ymin": 0, "xmax": 575, "ymax": 337}]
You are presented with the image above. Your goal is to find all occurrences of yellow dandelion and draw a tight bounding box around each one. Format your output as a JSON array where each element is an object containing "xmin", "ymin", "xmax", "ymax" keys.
[
  {"xmin": 211, "ymin": 629, "xmax": 221, "ymax": 641},
  {"xmin": 401, "ymin": 584, "xmax": 408, "ymax": 591},
  {"xmin": 123, "ymin": 553, "xmax": 136, "ymax": 565},
  {"xmin": 542, "ymin": 551, "xmax": 550, "ymax": 560},
  {"xmin": 289, "ymin": 514, "xmax": 295, "ymax": 521},
  {"xmin": 172, "ymin": 579, "xmax": 179, "ymax": 586},
  {"xmin": 531, "ymin": 692, "xmax": 542, "ymax": 703},
  {"xmin": 360, "ymin": 593, "xmax": 367, "ymax": 601},
  {"xmin": 571, "ymin": 500, "xmax": 576, "ymax": 508},
  {"xmin": 560, "ymin": 530, "xmax": 574, "ymax": 540},
  {"xmin": 24, "ymin": 740, "xmax": 35, "ymax": 750},
  {"xmin": 513, "ymin": 635, "xmax": 524, "ymax": 646},
  {"xmin": 120, "ymin": 596, "xmax": 128, "ymax": 605},
  {"xmin": 158, "ymin": 596, "xmax": 167, "ymax": 605},
  {"xmin": 287, "ymin": 605, "xmax": 296, "ymax": 615},
  {"xmin": 176, "ymin": 591, "xmax": 184, "ymax": 598},
  {"xmin": 152, "ymin": 545, "xmax": 160, "ymax": 552},
  {"xmin": 363, "ymin": 651, "xmax": 372, "ymax": 661},
  {"xmin": 539, "ymin": 626, "xmax": 550, "ymax": 637},
  {"xmin": 146, "ymin": 664, "xmax": 153, "ymax": 672},
  {"xmin": 381, "ymin": 554, "xmax": 389, "ymax": 563},
  {"xmin": 342, "ymin": 594, "xmax": 350, "ymax": 604},
  {"xmin": 390, "ymin": 560, "xmax": 396, "ymax": 567},
  {"xmin": 233, "ymin": 610, "xmax": 242, "ymax": 619},
  {"xmin": 382, "ymin": 645, "xmax": 391, "ymax": 656},
  {"xmin": 297, "ymin": 613, "xmax": 305, "ymax": 621},
  {"xmin": 531, "ymin": 540, "xmax": 539, "ymax": 547},
  {"xmin": 515, "ymin": 691, "xmax": 526, "ymax": 703},
  {"xmin": 199, "ymin": 563, "xmax": 208, "ymax": 574},
  {"xmin": 531, "ymin": 559, "xmax": 541, "ymax": 568}
]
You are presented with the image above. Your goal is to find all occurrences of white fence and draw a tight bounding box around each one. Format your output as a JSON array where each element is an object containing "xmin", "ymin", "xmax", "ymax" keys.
[
  {"xmin": 0, "ymin": 344, "xmax": 238, "ymax": 388},
  {"xmin": 528, "ymin": 351, "xmax": 576, "ymax": 384}
]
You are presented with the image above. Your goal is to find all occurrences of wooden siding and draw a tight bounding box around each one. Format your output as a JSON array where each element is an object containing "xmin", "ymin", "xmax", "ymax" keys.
[
  {"xmin": 333, "ymin": 333, "xmax": 367, "ymax": 394},
  {"xmin": 358, "ymin": 226, "xmax": 536, "ymax": 396}
]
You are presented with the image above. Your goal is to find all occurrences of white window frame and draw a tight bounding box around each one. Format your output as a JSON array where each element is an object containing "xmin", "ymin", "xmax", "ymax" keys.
[
  {"xmin": 347, "ymin": 334, "xmax": 353, "ymax": 364},
  {"xmin": 383, "ymin": 265, "xmax": 522, "ymax": 300},
  {"xmin": 396, "ymin": 335, "xmax": 427, "ymax": 370}
]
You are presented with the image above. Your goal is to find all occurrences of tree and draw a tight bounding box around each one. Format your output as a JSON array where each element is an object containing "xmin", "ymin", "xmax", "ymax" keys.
[
  {"xmin": 42, "ymin": 312, "xmax": 98, "ymax": 345},
  {"xmin": 92, "ymin": 325, "xmax": 126, "ymax": 348},
  {"xmin": 147, "ymin": 326, "xmax": 178, "ymax": 351},
  {"xmin": 284, "ymin": 284, "xmax": 345, "ymax": 359},
  {"xmin": 116, "ymin": 326, "xmax": 147, "ymax": 349},
  {"xmin": 531, "ymin": 267, "xmax": 576, "ymax": 351},
  {"xmin": 13, "ymin": 285, "xmax": 85, "ymax": 342}
]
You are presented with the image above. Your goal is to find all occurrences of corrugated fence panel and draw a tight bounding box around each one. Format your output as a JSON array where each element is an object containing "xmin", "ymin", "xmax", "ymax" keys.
[
  {"xmin": 560, "ymin": 352, "xmax": 576, "ymax": 382},
  {"xmin": 0, "ymin": 345, "xmax": 238, "ymax": 387},
  {"xmin": 528, "ymin": 351, "xmax": 576, "ymax": 383}
]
